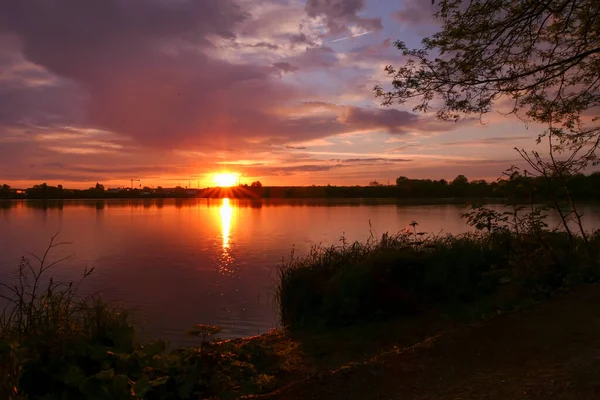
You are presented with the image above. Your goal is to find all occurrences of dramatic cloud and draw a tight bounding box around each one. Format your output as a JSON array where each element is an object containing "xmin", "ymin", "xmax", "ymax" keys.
[
  {"xmin": 305, "ymin": 0, "xmax": 383, "ymax": 35},
  {"xmin": 336, "ymin": 157, "xmax": 412, "ymax": 163},
  {"xmin": 0, "ymin": 1, "xmax": 422, "ymax": 153},
  {"xmin": 0, "ymin": 35, "xmax": 85, "ymax": 128},
  {"xmin": 286, "ymin": 46, "xmax": 339, "ymax": 69},
  {"xmin": 392, "ymin": 0, "xmax": 438, "ymax": 26},
  {"xmin": 290, "ymin": 32, "xmax": 318, "ymax": 47},
  {"xmin": 341, "ymin": 107, "xmax": 418, "ymax": 133},
  {"xmin": 339, "ymin": 106, "xmax": 454, "ymax": 135},
  {"xmin": 441, "ymin": 136, "xmax": 532, "ymax": 147},
  {"xmin": 0, "ymin": 0, "xmax": 545, "ymax": 186},
  {"xmin": 346, "ymin": 38, "xmax": 394, "ymax": 60},
  {"xmin": 0, "ymin": 1, "xmax": 296, "ymax": 149},
  {"xmin": 273, "ymin": 62, "xmax": 299, "ymax": 73}
]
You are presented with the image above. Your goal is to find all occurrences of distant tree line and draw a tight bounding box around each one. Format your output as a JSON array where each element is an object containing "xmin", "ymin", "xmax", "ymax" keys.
[
  {"xmin": 1, "ymin": 172, "xmax": 599, "ymax": 201},
  {"xmin": 216, "ymin": 172, "xmax": 600, "ymax": 202},
  {"xmin": 0, "ymin": 183, "xmax": 199, "ymax": 200},
  {"xmin": 392, "ymin": 173, "xmax": 600, "ymax": 201}
]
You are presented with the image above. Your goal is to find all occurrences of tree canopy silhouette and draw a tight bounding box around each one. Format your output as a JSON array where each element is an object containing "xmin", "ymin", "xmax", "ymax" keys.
[{"xmin": 375, "ymin": 0, "xmax": 600, "ymax": 161}]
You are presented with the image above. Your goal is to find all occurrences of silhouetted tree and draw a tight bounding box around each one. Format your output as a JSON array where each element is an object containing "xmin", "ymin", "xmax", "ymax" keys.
[
  {"xmin": 250, "ymin": 181, "xmax": 262, "ymax": 187},
  {"xmin": 0, "ymin": 184, "xmax": 10, "ymax": 198},
  {"xmin": 8, "ymin": 173, "xmax": 600, "ymax": 201},
  {"xmin": 377, "ymin": 0, "xmax": 600, "ymax": 242},
  {"xmin": 376, "ymin": 0, "xmax": 600, "ymax": 162}
]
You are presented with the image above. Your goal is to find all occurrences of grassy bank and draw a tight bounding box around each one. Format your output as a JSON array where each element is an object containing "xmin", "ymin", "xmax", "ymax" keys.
[
  {"xmin": 268, "ymin": 284, "xmax": 600, "ymax": 400},
  {"xmin": 275, "ymin": 208, "xmax": 600, "ymax": 330},
  {"xmin": 2, "ymin": 207, "xmax": 599, "ymax": 399},
  {"xmin": 0, "ymin": 237, "xmax": 286, "ymax": 399}
]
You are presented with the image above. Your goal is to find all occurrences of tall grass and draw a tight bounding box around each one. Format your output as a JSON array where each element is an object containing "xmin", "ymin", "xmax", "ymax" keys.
[
  {"xmin": 275, "ymin": 212, "xmax": 600, "ymax": 330},
  {"xmin": 0, "ymin": 235, "xmax": 101, "ymax": 338},
  {"xmin": 0, "ymin": 235, "xmax": 279, "ymax": 399},
  {"xmin": 0, "ymin": 235, "xmax": 138, "ymax": 398}
]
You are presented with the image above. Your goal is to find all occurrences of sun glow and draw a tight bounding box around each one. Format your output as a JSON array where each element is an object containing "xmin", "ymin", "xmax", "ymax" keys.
[
  {"xmin": 220, "ymin": 198, "xmax": 233, "ymax": 250},
  {"xmin": 213, "ymin": 173, "xmax": 238, "ymax": 187}
]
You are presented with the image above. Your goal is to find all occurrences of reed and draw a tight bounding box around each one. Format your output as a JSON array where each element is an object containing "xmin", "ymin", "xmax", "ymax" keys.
[{"xmin": 274, "ymin": 211, "xmax": 600, "ymax": 330}]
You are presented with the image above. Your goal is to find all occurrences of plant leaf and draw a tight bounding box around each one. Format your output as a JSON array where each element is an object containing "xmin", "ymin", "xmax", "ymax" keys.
[
  {"xmin": 79, "ymin": 377, "xmax": 114, "ymax": 400},
  {"xmin": 88, "ymin": 345, "xmax": 109, "ymax": 361},
  {"xmin": 150, "ymin": 376, "xmax": 169, "ymax": 387},
  {"xmin": 63, "ymin": 365, "xmax": 85, "ymax": 387},
  {"xmin": 112, "ymin": 374, "xmax": 130, "ymax": 395},
  {"xmin": 134, "ymin": 376, "xmax": 151, "ymax": 398},
  {"xmin": 95, "ymin": 368, "xmax": 115, "ymax": 381}
]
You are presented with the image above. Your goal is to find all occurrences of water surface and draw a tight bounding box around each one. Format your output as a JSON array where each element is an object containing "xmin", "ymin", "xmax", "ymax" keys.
[{"xmin": 1, "ymin": 199, "xmax": 598, "ymax": 345}]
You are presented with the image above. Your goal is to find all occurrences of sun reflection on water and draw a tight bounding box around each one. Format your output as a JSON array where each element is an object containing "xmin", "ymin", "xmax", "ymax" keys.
[
  {"xmin": 219, "ymin": 198, "xmax": 235, "ymax": 275},
  {"xmin": 220, "ymin": 198, "xmax": 232, "ymax": 250}
]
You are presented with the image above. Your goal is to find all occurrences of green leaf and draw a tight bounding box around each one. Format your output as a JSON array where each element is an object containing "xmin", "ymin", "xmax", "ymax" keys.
[
  {"xmin": 139, "ymin": 341, "xmax": 166, "ymax": 357},
  {"xmin": 148, "ymin": 355, "xmax": 169, "ymax": 372},
  {"xmin": 116, "ymin": 352, "xmax": 131, "ymax": 363},
  {"xmin": 63, "ymin": 365, "xmax": 86, "ymax": 387},
  {"xmin": 79, "ymin": 377, "xmax": 114, "ymax": 400},
  {"xmin": 150, "ymin": 376, "xmax": 169, "ymax": 387},
  {"xmin": 0, "ymin": 339, "xmax": 13, "ymax": 353},
  {"xmin": 88, "ymin": 345, "xmax": 109, "ymax": 361},
  {"xmin": 95, "ymin": 368, "xmax": 115, "ymax": 381},
  {"xmin": 177, "ymin": 382, "xmax": 194, "ymax": 398},
  {"xmin": 134, "ymin": 376, "xmax": 151, "ymax": 398},
  {"xmin": 39, "ymin": 395, "xmax": 59, "ymax": 400},
  {"xmin": 112, "ymin": 374, "xmax": 130, "ymax": 395},
  {"xmin": 111, "ymin": 325, "xmax": 136, "ymax": 351}
]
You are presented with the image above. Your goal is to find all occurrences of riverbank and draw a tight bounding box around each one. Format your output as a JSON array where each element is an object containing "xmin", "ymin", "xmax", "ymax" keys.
[
  {"xmin": 3, "ymin": 171, "xmax": 599, "ymax": 201},
  {"xmin": 2, "ymin": 219, "xmax": 598, "ymax": 398},
  {"xmin": 263, "ymin": 283, "xmax": 600, "ymax": 400},
  {"xmin": 3, "ymin": 279, "xmax": 597, "ymax": 399},
  {"xmin": 1, "ymin": 196, "xmax": 511, "ymax": 210}
]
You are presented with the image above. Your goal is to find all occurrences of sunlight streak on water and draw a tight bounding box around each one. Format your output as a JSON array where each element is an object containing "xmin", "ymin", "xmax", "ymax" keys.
[
  {"xmin": 220, "ymin": 198, "xmax": 233, "ymax": 251},
  {"xmin": 218, "ymin": 198, "xmax": 235, "ymax": 276}
]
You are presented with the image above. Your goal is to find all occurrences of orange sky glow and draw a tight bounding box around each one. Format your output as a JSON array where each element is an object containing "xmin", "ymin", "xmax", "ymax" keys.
[{"xmin": 1, "ymin": 1, "xmax": 596, "ymax": 189}]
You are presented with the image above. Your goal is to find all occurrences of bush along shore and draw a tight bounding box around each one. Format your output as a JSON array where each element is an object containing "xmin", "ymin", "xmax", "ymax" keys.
[
  {"xmin": 0, "ymin": 236, "xmax": 283, "ymax": 400},
  {"xmin": 276, "ymin": 205, "xmax": 599, "ymax": 330},
  {"xmin": 2, "ymin": 205, "xmax": 599, "ymax": 399}
]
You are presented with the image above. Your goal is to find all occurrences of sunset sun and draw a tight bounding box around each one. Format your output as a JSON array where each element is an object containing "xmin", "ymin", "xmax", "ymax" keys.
[{"xmin": 213, "ymin": 173, "xmax": 238, "ymax": 187}]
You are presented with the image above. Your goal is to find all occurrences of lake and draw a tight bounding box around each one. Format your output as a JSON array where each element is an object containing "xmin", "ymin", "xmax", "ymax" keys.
[{"xmin": 1, "ymin": 199, "xmax": 599, "ymax": 345}]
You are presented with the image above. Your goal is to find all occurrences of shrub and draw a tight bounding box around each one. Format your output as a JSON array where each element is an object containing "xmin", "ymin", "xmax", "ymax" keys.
[
  {"xmin": 0, "ymin": 236, "xmax": 276, "ymax": 399},
  {"xmin": 275, "ymin": 219, "xmax": 598, "ymax": 329}
]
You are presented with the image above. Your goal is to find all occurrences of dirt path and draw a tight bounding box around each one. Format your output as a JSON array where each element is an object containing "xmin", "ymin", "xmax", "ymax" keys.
[{"xmin": 266, "ymin": 285, "xmax": 600, "ymax": 399}]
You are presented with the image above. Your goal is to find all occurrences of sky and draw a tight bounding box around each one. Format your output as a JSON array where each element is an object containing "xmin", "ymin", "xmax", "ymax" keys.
[{"xmin": 0, "ymin": 0, "xmax": 549, "ymax": 189}]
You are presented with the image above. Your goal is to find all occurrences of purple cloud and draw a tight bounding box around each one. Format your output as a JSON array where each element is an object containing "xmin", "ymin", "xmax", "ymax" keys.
[
  {"xmin": 281, "ymin": 46, "xmax": 338, "ymax": 70},
  {"xmin": 289, "ymin": 32, "xmax": 317, "ymax": 47},
  {"xmin": 392, "ymin": 0, "xmax": 438, "ymax": 26},
  {"xmin": 336, "ymin": 157, "xmax": 412, "ymax": 163},
  {"xmin": 305, "ymin": 0, "xmax": 383, "ymax": 35},
  {"xmin": 341, "ymin": 107, "xmax": 419, "ymax": 134},
  {"xmin": 0, "ymin": 1, "xmax": 386, "ymax": 153},
  {"xmin": 0, "ymin": 1, "xmax": 444, "ymax": 152},
  {"xmin": 273, "ymin": 62, "xmax": 299, "ymax": 73},
  {"xmin": 0, "ymin": 0, "xmax": 512, "ymax": 187}
]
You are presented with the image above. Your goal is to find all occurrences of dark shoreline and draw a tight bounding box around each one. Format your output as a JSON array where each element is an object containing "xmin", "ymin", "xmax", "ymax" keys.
[{"xmin": 3, "ymin": 197, "xmax": 600, "ymax": 212}]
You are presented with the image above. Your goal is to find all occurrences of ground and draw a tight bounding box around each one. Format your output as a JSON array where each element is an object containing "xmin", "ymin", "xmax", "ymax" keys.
[{"xmin": 253, "ymin": 285, "xmax": 600, "ymax": 399}]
